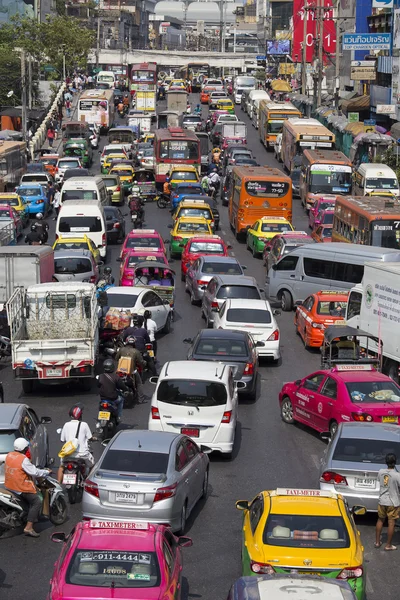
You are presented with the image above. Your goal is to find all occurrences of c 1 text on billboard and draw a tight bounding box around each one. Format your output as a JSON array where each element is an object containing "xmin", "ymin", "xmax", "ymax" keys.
[{"xmin": 343, "ymin": 33, "xmax": 391, "ymax": 50}]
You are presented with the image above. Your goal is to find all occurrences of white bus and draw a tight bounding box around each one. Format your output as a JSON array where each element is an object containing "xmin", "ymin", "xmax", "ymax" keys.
[
  {"xmin": 96, "ymin": 71, "xmax": 116, "ymax": 88},
  {"xmin": 77, "ymin": 89, "xmax": 115, "ymax": 133}
]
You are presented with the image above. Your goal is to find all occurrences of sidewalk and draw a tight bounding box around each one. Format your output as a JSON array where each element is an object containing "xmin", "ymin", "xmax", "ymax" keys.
[{"xmin": 41, "ymin": 91, "xmax": 80, "ymax": 155}]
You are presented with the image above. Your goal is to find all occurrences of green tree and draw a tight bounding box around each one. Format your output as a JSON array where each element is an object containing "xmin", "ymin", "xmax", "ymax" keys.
[
  {"xmin": 41, "ymin": 16, "xmax": 95, "ymax": 75},
  {"xmin": 0, "ymin": 45, "xmax": 22, "ymax": 108}
]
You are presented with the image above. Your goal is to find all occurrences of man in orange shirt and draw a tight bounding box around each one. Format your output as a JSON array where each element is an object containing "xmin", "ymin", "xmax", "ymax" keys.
[{"xmin": 5, "ymin": 438, "xmax": 51, "ymax": 537}]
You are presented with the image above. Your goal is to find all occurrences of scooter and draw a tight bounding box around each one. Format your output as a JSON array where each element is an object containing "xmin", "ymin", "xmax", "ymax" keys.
[
  {"xmin": 0, "ymin": 475, "xmax": 68, "ymax": 537},
  {"xmin": 60, "ymin": 456, "xmax": 88, "ymax": 505},
  {"xmin": 129, "ymin": 196, "xmax": 145, "ymax": 227},
  {"xmin": 95, "ymin": 396, "xmax": 121, "ymax": 442}
]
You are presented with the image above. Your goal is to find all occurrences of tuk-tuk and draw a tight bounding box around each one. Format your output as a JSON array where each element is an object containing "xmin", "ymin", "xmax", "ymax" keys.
[
  {"xmin": 166, "ymin": 90, "xmax": 188, "ymax": 115},
  {"xmin": 62, "ymin": 121, "xmax": 90, "ymax": 144},
  {"xmin": 108, "ymin": 126, "xmax": 137, "ymax": 158},
  {"xmin": 130, "ymin": 169, "xmax": 157, "ymax": 201},
  {"xmin": 127, "ymin": 110, "xmax": 151, "ymax": 136},
  {"xmin": 321, "ymin": 325, "xmax": 382, "ymax": 370},
  {"xmin": 133, "ymin": 261, "xmax": 175, "ymax": 312},
  {"xmin": 63, "ymin": 138, "xmax": 93, "ymax": 168},
  {"xmin": 157, "ymin": 111, "xmax": 179, "ymax": 129}
]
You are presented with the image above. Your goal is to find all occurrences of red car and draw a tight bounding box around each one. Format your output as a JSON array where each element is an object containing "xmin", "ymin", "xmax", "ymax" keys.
[
  {"xmin": 279, "ymin": 364, "xmax": 400, "ymax": 437},
  {"xmin": 180, "ymin": 234, "xmax": 230, "ymax": 280},
  {"xmin": 47, "ymin": 520, "xmax": 192, "ymax": 600},
  {"xmin": 0, "ymin": 203, "xmax": 23, "ymax": 238},
  {"xmin": 120, "ymin": 229, "xmax": 166, "ymax": 261}
]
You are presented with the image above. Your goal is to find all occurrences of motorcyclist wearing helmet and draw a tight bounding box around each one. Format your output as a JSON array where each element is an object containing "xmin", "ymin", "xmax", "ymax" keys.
[
  {"xmin": 103, "ymin": 266, "xmax": 115, "ymax": 285},
  {"xmin": 97, "ymin": 358, "xmax": 128, "ymax": 422},
  {"xmin": 57, "ymin": 405, "xmax": 95, "ymax": 484},
  {"xmin": 35, "ymin": 217, "xmax": 49, "ymax": 244},
  {"xmin": 122, "ymin": 315, "xmax": 150, "ymax": 352},
  {"xmin": 143, "ymin": 309, "xmax": 158, "ymax": 357},
  {"xmin": 115, "ymin": 336, "xmax": 148, "ymax": 403},
  {"xmin": 163, "ymin": 173, "xmax": 171, "ymax": 197},
  {"xmin": 25, "ymin": 223, "xmax": 43, "ymax": 246},
  {"xmin": 194, "ymin": 103, "xmax": 201, "ymax": 114},
  {"xmin": 4, "ymin": 438, "xmax": 51, "ymax": 537},
  {"xmin": 123, "ymin": 94, "xmax": 130, "ymax": 107}
]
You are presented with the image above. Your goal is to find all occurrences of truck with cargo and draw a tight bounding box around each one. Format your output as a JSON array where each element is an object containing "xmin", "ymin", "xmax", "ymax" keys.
[
  {"xmin": 0, "ymin": 246, "xmax": 54, "ymax": 305},
  {"xmin": 346, "ymin": 261, "xmax": 400, "ymax": 382},
  {"xmin": 0, "ymin": 220, "xmax": 16, "ymax": 246},
  {"xmin": 7, "ymin": 282, "xmax": 99, "ymax": 393}
]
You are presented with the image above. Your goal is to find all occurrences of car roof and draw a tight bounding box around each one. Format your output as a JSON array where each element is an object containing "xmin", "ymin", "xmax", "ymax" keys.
[
  {"xmin": 54, "ymin": 249, "xmax": 93, "ymax": 259},
  {"xmin": 312, "ymin": 291, "xmax": 349, "ymax": 301},
  {"xmin": 198, "ymin": 328, "xmax": 250, "ymax": 340},
  {"xmin": 0, "ymin": 404, "xmax": 25, "ymax": 428},
  {"xmin": 176, "ymin": 182, "xmax": 201, "ymax": 188},
  {"xmin": 326, "ymin": 369, "xmax": 396, "ymax": 383},
  {"xmin": 176, "ymin": 216, "xmax": 208, "ymax": 223},
  {"xmin": 267, "ymin": 491, "xmax": 342, "ymax": 516},
  {"xmin": 109, "ymin": 429, "xmax": 178, "ymax": 453},
  {"xmin": 225, "ymin": 298, "xmax": 268, "ymax": 309},
  {"xmin": 161, "ymin": 360, "xmax": 227, "ymax": 379},
  {"xmin": 126, "ymin": 229, "xmax": 159, "ymax": 236},
  {"xmin": 201, "ymin": 256, "xmax": 238, "ymax": 264},
  {"xmin": 338, "ymin": 422, "xmax": 400, "ymax": 440},
  {"xmin": 107, "ymin": 286, "xmax": 147, "ymax": 295},
  {"xmin": 213, "ymin": 275, "xmax": 257, "ymax": 286},
  {"xmin": 76, "ymin": 521, "xmax": 157, "ymax": 552}
]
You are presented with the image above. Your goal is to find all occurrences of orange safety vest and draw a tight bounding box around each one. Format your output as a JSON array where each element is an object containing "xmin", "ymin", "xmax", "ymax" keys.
[{"xmin": 4, "ymin": 452, "xmax": 36, "ymax": 494}]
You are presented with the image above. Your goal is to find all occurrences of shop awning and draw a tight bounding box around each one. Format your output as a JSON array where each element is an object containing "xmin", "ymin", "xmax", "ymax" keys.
[{"xmin": 340, "ymin": 95, "xmax": 370, "ymax": 113}]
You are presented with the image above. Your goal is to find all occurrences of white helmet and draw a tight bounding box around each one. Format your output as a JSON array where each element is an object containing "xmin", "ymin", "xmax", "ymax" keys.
[
  {"xmin": 36, "ymin": 212, "xmax": 43, "ymax": 220},
  {"xmin": 14, "ymin": 437, "xmax": 29, "ymax": 452}
]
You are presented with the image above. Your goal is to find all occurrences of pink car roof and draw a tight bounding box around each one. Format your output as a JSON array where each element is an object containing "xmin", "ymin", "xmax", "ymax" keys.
[
  {"xmin": 327, "ymin": 369, "xmax": 396, "ymax": 384},
  {"xmin": 76, "ymin": 523, "xmax": 157, "ymax": 552}
]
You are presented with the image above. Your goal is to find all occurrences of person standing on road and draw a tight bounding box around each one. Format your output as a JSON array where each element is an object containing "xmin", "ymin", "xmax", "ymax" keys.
[
  {"xmin": 53, "ymin": 185, "xmax": 62, "ymax": 219},
  {"xmin": 47, "ymin": 126, "xmax": 56, "ymax": 148},
  {"xmin": 375, "ymin": 453, "xmax": 400, "ymax": 550},
  {"xmin": 143, "ymin": 309, "xmax": 157, "ymax": 357}
]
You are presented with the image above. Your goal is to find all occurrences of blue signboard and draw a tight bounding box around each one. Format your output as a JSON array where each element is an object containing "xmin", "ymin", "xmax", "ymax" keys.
[
  {"xmin": 256, "ymin": 55, "xmax": 266, "ymax": 60},
  {"xmin": 343, "ymin": 33, "xmax": 391, "ymax": 50},
  {"xmin": 364, "ymin": 119, "xmax": 376, "ymax": 125}
]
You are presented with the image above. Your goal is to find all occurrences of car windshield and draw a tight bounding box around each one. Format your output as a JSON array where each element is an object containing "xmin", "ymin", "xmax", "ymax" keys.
[
  {"xmin": 226, "ymin": 308, "xmax": 271, "ymax": 324},
  {"xmin": 126, "ymin": 237, "xmax": 159, "ymax": 248},
  {"xmin": 202, "ymin": 262, "xmax": 241, "ymax": 275},
  {"xmin": 190, "ymin": 242, "xmax": 224, "ymax": 253},
  {"xmin": 261, "ymin": 223, "xmax": 291, "ymax": 233},
  {"xmin": 0, "ymin": 209, "xmax": 11, "ymax": 217},
  {"xmin": 0, "ymin": 430, "xmax": 17, "ymax": 453},
  {"xmin": 62, "ymin": 190, "xmax": 97, "ymax": 201},
  {"xmin": 179, "ymin": 208, "xmax": 211, "ymax": 219},
  {"xmin": 18, "ymin": 188, "xmax": 41, "ymax": 196},
  {"xmin": 195, "ymin": 338, "xmax": 247, "ymax": 356},
  {"xmin": 106, "ymin": 292, "xmax": 138, "ymax": 308},
  {"xmin": 59, "ymin": 160, "xmax": 80, "ymax": 168},
  {"xmin": 217, "ymin": 285, "xmax": 260, "ymax": 300},
  {"xmin": 321, "ymin": 212, "xmax": 334, "ymax": 225},
  {"xmin": 346, "ymin": 381, "xmax": 400, "ymax": 403},
  {"xmin": 100, "ymin": 449, "xmax": 169, "ymax": 473},
  {"xmin": 316, "ymin": 301, "xmax": 347, "ymax": 316},
  {"xmin": 66, "ymin": 549, "xmax": 160, "ymax": 588},
  {"xmin": 332, "ymin": 437, "xmax": 400, "ymax": 463},
  {"xmin": 172, "ymin": 171, "xmax": 198, "ymax": 182},
  {"xmin": 366, "ymin": 177, "xmax": 398, "ymax": 189},
  {"xmin": 54, "ymin": 257, "xmax": 92, "ymax": 274},
  {"xmin": 59, "ymin": 217, "xmax": 102, "ymax": 233},
  {"xmin": 177, "ymin": 222, "xmax": 209, "ymax": 233},
  {"xmin": 157, "ymin": 379, "xmax": 227, "ymax": 406},
  {"xmin": 264, "ymin": 514, "xmax": 349, "ymax": 548},
  {"xmin": 176, "ymin": 186, "xmax": 202, "ymax": 196}
]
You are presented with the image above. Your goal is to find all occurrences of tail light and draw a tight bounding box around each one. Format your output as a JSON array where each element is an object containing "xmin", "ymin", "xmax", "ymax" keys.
[
  {"xmin": 222, "ymin": 411, "xmax": 232, "ymax": 423},
  {"xmin": 267, "ymin": 329, "xmax": 280, "ymax": 341},
  {"xmin": 174, "ymin": 236, "xmax": 183, "ymax": 241},
  {"xmin": 84, "ymin": 480, "xmax": 99, "ymax": 498},
  {"xmin": 66, "ymin": 462, "xmax": 75, "ymax": 471},
  {"xmin": 151, "ymin": 406, "xmax": 160, "ymax": 420},
  {"xmin": 102, "ymin": 233, "xmax": 106, "ymax": 245},
  {"xmin": 89, "ymin": 275, "xmax": 96, "ymax": 283},
  {"xmin": 55, "ymin": 167, "xmax": 58, "ymax": 172},
  {"xmin": 114, "ymin": 222, "xmax": 120, "ymax": 229},
  {"xmin": 197, "ymin": 279, "xmax": 208, "ymax": 286},
  {"xmin": 55, "ymin": 234, "xmax": 59, "ymax": 240},
  {"xmin": 154, "ymin": 482, "xmax": 177, "ymax": 503},
  {"xmin": 101, "ymin": 402, "xmax": 109, "ymax": 409},
  {"xmin": 320, "ymin": 471, "xmax": 348, "ymax": 485},
  {"xmin": 211, "ymin": 301, "xmax": 219, "ymax": 308},
  {"xmin": 243, "ymin": 362, "xmax": 254, "ymax": 376},
  {"xmin": 250, "ymin": 561, "xmax": 274, "ymax": 575},
  {"xmin": 146, "ymin": 344, "xmax": 153, "ymax": 350},
  {"xmin": 337, "ymin": 566, "xmax": 363, "ymax": 580},
  {"xmin": 352, "ymin": 413, "xmax": 373, "ymax": 422},
  {"xmin": 35, "ymin": 199, "xmax": 44, "ymax": 204},
  {"xmin": 116, "ymin": 186, "xmax": 121, "ymax": 192}
]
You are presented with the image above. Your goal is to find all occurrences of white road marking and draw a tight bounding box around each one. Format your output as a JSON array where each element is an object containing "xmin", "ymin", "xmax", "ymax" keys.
[
  {"xmin": 222, "ymin": 230, "xmax": 227, "ymax": 235},
  {"xmin": 311, "ymin": 454, "xmax": 320, "ymax": 469},
  {"xmin": 231, "ymin": 251, "xmax": 235, "ymax": 256},
  {"xmin": 366, "ymin": 575, "xmax": 374, "ymax": 594}
]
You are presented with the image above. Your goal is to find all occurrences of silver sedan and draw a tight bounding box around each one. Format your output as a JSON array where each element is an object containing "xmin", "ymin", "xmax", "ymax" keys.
[
  {"xmin": 185, "ymin": 256, "xmax": 244, "ymax": 305},
  {"xmin": 82, "ymin": 430, "xmax": 209, "ymax": 533}
]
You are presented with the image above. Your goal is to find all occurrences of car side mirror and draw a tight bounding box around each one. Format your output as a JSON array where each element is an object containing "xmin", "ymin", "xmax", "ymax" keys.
[
  {"xmin": 101, "ymin": 439, "xmax": 111, "ymax": 446},
  {"xmin": 352, "ymin": 505, "xmax": 367, "ymax": 516},
  {"xmin": 241, "ymin": 265, "xmax": 247, "ymax": 270},
  {"xmin": 200, "ymin": 444, "xmax": 212, "ymax": 453},
  {"xmin": 227, "ymin": 244, "xmax": 232, "ymax": 249},
  {"xmin": 236, "ymin": 381, "xmax": 246, "ymax": 389},
  {"xmin": 256, "ymin": 341, "xmax": 265, "ymax": 347},
  {"xmin": 273, "ymin": 309, "xmax": 281, "ymax": 316},
  {"xmin": 116, "ymin": 257, "xmax": 122, "ymax": 262},
  {"xmin": 183, "ymin": 338, "xmax": 193, "ymax": 344},
  {"xmin": 40, "ymin": 416, "xmax": 52, "ymax": 424},
  {"xmin": 211, "ymin": 305, "xmax": 219, "ymax": 312},
  {"xmin": 235, "ymin": 500, "xmax": 249, "ymax": 511},
  {"xmin": 149, "ymin": 376, "xmax": 158, "ymax": 384},
  {"xmin": 294, "ymin": 379, "xmax": 301, "ymax": 386},
  {"xmin": 163, "ymin": 299, "xmax": 170, "ymax": 305},
  {"xmin": 51, "ymin": 532, "xmax": 66, "ymax": 543},
  {"xmin": 320, "ymin": 432, "xmax": 331, "ymax": 442},
  {"xmin": 295, "ymin": 301, "xmax": 303, "ymax": 307},
  {"xmin": 272, "ymin": 264, "xmax": 277, "ymax": 271}
]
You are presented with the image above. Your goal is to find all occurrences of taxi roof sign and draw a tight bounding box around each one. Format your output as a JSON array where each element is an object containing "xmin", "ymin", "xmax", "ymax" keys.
[
  {"xmin": 90, "ymin": 520, "xmax": 149, "ymax": 530},
  {"xmin": 334, "ymin": 364, "xmax": 374, "ymax": 372},
  {"xmin": 317, "ymin": 290, "xmax": 349, "ymax": 295},
  {"xmin": 132, "ymin": 247, "xmax": 160, "ymax": 252},
  {"xmin": 131, "ymin": 229, "xmax": 156, "ymax": 233},
  {"xmin": 261, "ymin": 216, "xmax": 289, "ymax": 221},
  {"xmin": 275, "ymin": 488, "xmax": 338, "ymax": 498}
]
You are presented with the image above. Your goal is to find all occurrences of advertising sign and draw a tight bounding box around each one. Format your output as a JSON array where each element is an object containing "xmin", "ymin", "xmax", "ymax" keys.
[
  {"xmin": 292, "ymin": 0, "xmax": 336, "ymax": 64},
  {"xmin": 348, "ymin": 112, "xmax": 359, "ymax": 122},
  {"xmin": 343, "ymin": 33, "xmax": 391, "ymax": 50},
  {"xmin": 350, "ymin": 61, "xmax": 376, "ymax": 80},
  {"xmin": 373, "ymin": 0, "xmax": 393, "ymax": 7},
  {"xmin": 377, "ymin": 104, "xmax": 396, "ymax": 114}
]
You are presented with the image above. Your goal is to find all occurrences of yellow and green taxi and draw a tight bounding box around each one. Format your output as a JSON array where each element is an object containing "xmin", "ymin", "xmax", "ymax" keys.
[
  {"xmin": 53, "ymin": 235, "xmax": 101, "ymax": 264},
  {"xmin": 236, "ymin": 488, "xmax": 366, "ymax": 600},
  {"xmin": 101, "ymin": 174, "xmax": 123, "ymax": 205},
  {"xmin": 102, "ymin": 153, "xmax": 128, "ymax": 174},
  {"xmin": 109, "ymin": 164, "xmax": 135, "ymax": 194},
  {"xmin": 246, "ymin": 216, "xmax": 294, "ymax": 257},
  {"xmin": 0, "ymin": 192, "xmax": 29, "ymax": 227},
  {"xmin": 169, "ymin": 216, "xmax": 212, "ymax": 257},
  {"xmin": 169, "ymin": 166, "xmax": 200, "ymax": 190},
  {"xmin": 173, "ymin": 199, "xmax": 215, "ymax": 232},
  {"xmin": 216, "ymin": 98, "xmax": 235, "ymax": 114}
]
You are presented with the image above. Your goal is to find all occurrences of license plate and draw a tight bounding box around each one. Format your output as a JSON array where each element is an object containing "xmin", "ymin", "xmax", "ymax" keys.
[
  {"xmin": 382, "ymin": 416, "xmax": 398, "ymax": 423},
  {"xmin": 63, "ymin": 473, "xmax": 77, "ymax": 485},
  {"xmin": 46, "ymin": 368, "xmax": 62, "ymax": 377},
  {"xmin": 98, "ymin": 411, "xmax": 111, "ymax": 420},
  {"xmin": 355, "ymin": 477, "xmax": 376, "ymax": 488},
  {"xmin": 181, "ymin": 427, "xmax": 199, "ymax": 438},
  {"xmin": 298, "ymin": 571, "xmax": 321, "ymax": 576},
  {"xmin": 115, "ymin": 492, "xmax": 137, "ymax": 503},
  {"xmin": 147, "ymin": 349, "xmax": 154, "ymax": 357}
]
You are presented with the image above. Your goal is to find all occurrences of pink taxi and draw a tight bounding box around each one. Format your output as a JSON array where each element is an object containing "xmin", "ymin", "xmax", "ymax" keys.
[
  {"xmin": 120, "ymin": 250, "xmax": 168, "ymax": 286},
  {"xmin": 279, "ymin": 364, "xmax": 400, "ymax": 437},
  {"xmin": 48, "ymin": 520, "xmax": 192, "ymax": 600},
  {"xmin": 308, "ymin": 194, "xmax": 337, "ymax": 230},
  {"xmin": 120, "ymin": 229, "xmax": 166, "ymax": 261}
]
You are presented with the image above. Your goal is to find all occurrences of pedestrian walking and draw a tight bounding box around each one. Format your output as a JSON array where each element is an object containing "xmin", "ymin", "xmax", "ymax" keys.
[
  {"xmin": 47, "ymin": 126, "xmax": 56, "ymax": 148},
  {"xmin": 65, "ymin": 97, "xmax": 72, "ymax": 119},
  {"xmin": 53, "ymin": 186, "xmax": 62, "ymax": 219},
  {"xmin": 375, "ymin": 453, "xmax": 400, "ymax": 551}
]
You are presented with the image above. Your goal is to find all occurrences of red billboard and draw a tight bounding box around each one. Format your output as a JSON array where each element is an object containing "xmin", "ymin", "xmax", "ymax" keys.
[{"xmin": 292, "ymin": 0, "xmax": 336, "ymax": 64}]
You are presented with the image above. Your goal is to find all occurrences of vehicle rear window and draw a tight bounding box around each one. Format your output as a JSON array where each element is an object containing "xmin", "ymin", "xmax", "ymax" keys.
[
  {"xmin": 62, "ymin": 190, "xmax": 97, "ymax": 201},
  {"xmin": 345, "ymin": 381, "xmax": 400, "ymax": 404},
  {"xmin": 172, "ymin": 172, "xmax": 198, "ymax": 182},
  {"xmin": 0, "ymin": 197, "xmax": 18, "ymax": 206},
  {"xmin": 190, "ymin": 242, "xmax": 224, "ymax": 254},
  {"xmin": 333, "ymin": 437, "xmax": 400, "ymax": 463},
  {"xmin": 179, "ymin": 208, "xmax": 211, "ymax": 220},
  {"xmin": 55, "ymin": 241, "xmax": 89, "ymax": 252},
  {"xmin": 264, "ymin": 514, "xmax": 349, "ymax": 549},
  {"xmin": 126, "ymin": 237, "xmax": 159, "ymax": 248},
  {"xmin": 157, "ymin": 379, "xmax": 227, "ymax": 406},
  {"xmin": 175, "ymin": 186, "xmax": 202, "ymax": 196},
  {"xmin": 59, "ymin": 216, "xmax": 102, "ymax": 233},
  {"xmin": 18, "ymin": 187, "xmax": 41, "ymax": 196},
  {"xmin": 67, "ymin": 549, "xmax": 160, "ymax": 588},
  {"xmin": 59, "ymin": 160, "xmax": 80, "ymax": 168},
  {"xmin": 104, "ymin": 178, "xmax": 118, "ymax": 186},
  {"xmin": 195, "ymin": 339, "xmax": 247, "ymax": 356},
  {"xmin": 202, "ymin": 261, "xmax": 241, "ymax": 275},
  {"xmin": 217, "ymin": 285, "xmax": 260, "ymax": 300},
  {"xmin": 21, "ymin": 175, "xmax": 48, "ymax": 183},
  {"xmin": 0, "ymin": 431, "xmax": 17, "ymax": 453},
  {"xmin": 321, "ymin": 213, "xmax": 334, "ymax": 224},
  {"xmin": 41, "ymin": 158, "xmax": 58, "ymax": 166},
  {"xmin": 0, "ymin": 208, "xmax": 11, "ymax": 217},
  {"xmin": 100, "ymin": 449, "xmax": 169, "ymax": 473},
  {"xmin": 184, "ymin": 116, "xmax": 202, "ymax": 123},
  {"xmin": 177, "ymin": 222, "xmax": 208, "ymax": 233},
  {"xmin": 54, "ymin": 257, "xmax": 92, "ymax": 274},
  {"xmin": 316, "ymin": 301, "xmax": 347, "ymax": 316},
  {"xmin": 261, "ymin": 223, "xmax": 291, "ymax": 233},
  {"xmin": 111, "ymin": 169, "xmax": 132, "ymax": 176},
  {"xmin": 226, "ymin": 308, "xmax": 271, "ymax": 324}
]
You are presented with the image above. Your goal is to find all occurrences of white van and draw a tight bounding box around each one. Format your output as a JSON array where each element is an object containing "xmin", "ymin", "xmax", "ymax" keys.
[
  {"xmin": 96, "ymin": 71, "xmax": 116, "ymax": 88},
  {"xmin": 354, "ymin": 163, "xmax": 399, "ymax": 197},
  {"xmin": 61, "ymin": 177, "xmax": 109, "ymax": 206},
  {"xmin": 246, "ymin": 90, "xmax": 270, "ymax": 119},
  {"xmin": 56, "ymin": 200, "xmax": 107, "ymax": 258},
  {"xmin": 265, "ymin": 243, "xmax": 400, "ymax": 311}
]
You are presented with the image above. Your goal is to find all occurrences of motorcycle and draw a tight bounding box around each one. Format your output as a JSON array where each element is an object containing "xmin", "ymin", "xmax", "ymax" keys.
[
  {"xmin": 128, "ymin": 196, "xmax": 145, "ymax": 227},
  {"xmin": 142, "ymin": 342, "xmax": 157, "ymax": 377},
  {"xmin": 61, "ymin": 457, "xmax": 88, "ymax": 504},
  {"xmin": 95, "ymin": 396, "xmax": 124, "ymax": 442},
  {"xmin": 0, "ymin": 335, "xmax": 11, "ymax": 359},
  {"xmin": 155, "ymin": 193, "xmax": 169, "ymax": 209},
  {"xmin": 0, "ymin": 475, "xmax": 68, "ymax": 537}
]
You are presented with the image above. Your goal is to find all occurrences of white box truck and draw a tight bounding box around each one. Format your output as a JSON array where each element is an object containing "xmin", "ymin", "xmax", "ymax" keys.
[
  {"xmin": 7, "ymin": 282, "xmax": 99, "ymax": 393},
  {"xmin": 346, "ymin": 261, "xmax": 400, "ymax": 381},
  {"xmin": 0, "ymin": 246, "xmax": 54, "ymax": 305}
]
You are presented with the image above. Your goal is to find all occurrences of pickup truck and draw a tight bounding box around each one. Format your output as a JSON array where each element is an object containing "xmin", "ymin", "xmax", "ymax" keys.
[{"xmin": 7, "ymin": 282, "xmax": 99, "ymax": 393}]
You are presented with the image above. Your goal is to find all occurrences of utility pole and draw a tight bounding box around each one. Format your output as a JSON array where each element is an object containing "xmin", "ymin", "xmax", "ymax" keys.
[
  {"xmin": 335, "ymin": 12, "xmax": 340, "ymax": 108},
  {"xmin": 317, "ymin": 0, "xmax": 324, "ymax": 107},
  {"xmin": 27, "ymin": 55, "xmax": 32, "ymax": 110},
  {"xmin": 219, "ymin": 0, "xmax": 224, "ymax": 53},
  {"xmin": 96, "ymin": 14, "xmax": 101, "ymax": 68},
  {"xmin": 301, "ymin": 2, "xmax": 308, "ymax": 95},
  {"xmin": 21, "ymin": 49, "xmax": 27, "ymax": 143}
]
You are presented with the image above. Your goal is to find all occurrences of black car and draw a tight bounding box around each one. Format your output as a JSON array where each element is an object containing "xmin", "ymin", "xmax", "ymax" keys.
[
  {"xmin": 104, "ymin": 206, "xmax": 125, "ymax": 244},
  {"xmin": 63, "ymin": 168, "xmax": 90, "ymax": 182},
  {"xmin": 185, "ymin": 329, "xmax": 258, "ymax": 399}
]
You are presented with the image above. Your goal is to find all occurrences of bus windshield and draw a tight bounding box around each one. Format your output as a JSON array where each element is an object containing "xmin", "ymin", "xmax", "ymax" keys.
[
  {"xmin": 366, "ymin": 177, "xmax": 398, "ymax": 190},
  {"xmin": 159, "ymin": 140, "xmax": 199, "ymax": 160},
  {"xmin": 371, "ymin": 220, "xmax": 400, "ymax": 249},
  {"xmin": 309, "ymin": 166, "xmax": 352, "ymax": 194}
]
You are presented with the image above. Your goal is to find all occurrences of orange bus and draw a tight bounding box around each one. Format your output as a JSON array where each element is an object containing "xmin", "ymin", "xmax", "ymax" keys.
[
  {"xmin": 228, "ymin": 166, "xmax": 292, "ymax": 238},
  {"xmin": 299, "ymin": 149, "xmax": 353, "ymax": 212},
  {"xmin": 332, "ymin": 195, "xmax": 400, "ymax": 249},
  {"xmin": 281, "ymin": 118, "xmax": 335, "ymax": 173},
  {"xmin": 154, "ymin": 127, "xmax": 201, "ymax": 186}
]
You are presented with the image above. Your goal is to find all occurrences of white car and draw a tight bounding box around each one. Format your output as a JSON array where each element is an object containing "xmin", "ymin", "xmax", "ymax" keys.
[
  {"xmin": 102, "ymin": 286, "xmax": 172, "ymax": 333},
  {"xmin": 55, "ymin": 157, "xmax": 82, "ymax": 182},
  {"xmin": 234, "ymin": 89, "xmax": 243, "ymax": 104},
  {"xmin": 212, "ymin": 298, "xmax": 281, "ymax": 361},
  {"xmin": 148, "ymin": 360, "xmax": 243, "ymax": 456}
]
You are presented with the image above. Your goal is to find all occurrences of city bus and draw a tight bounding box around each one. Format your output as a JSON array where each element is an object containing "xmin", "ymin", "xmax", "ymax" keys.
[
  {"xmin": 130, "ymin": 62, "xmax": 157, "ymax": 96},
  {"xmin": 259, "ymin": 101, "xmax": 302, "ymax": 149},
  {"xmin": 77, "ymin": 89, "xmax": 115, "ymax": 132},
  {"xmin": 0, "ymin": 141, "xmax": 26, "ymax": 190},
  {"xmin": 332, "ymin": 195, "xmax": 400, "ymax": 249},
  {"xmin": 281, "ymin": 118, "xmax": 335, "ymax": 173},
  {"xmin": 228, "ymin": 166, "xmax": 292, "ymax": 238},
  {"xmin": 174, "ymin": 63, "xmax": 211, "ymax": 91},
  {"xmin": 154, "ymin": 127, "xmax": 201, "ymax": 186},
  {"xmin": 299, "ymin": 149, "xmax": 353, "ymax": 212}
]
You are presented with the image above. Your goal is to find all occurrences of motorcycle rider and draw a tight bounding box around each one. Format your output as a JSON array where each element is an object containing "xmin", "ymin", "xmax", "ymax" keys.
[
  {"xmin": 123, "ymin": 94, "xmax": 130, "ymax": 109},
  {"xmin": 163, "ymin": 174, "xmax": 171, "ymax": 198},
  {"xmin": 35, "ymin": 214, "xmax": 49, "ymax": 244},
  {"xmin": 57, "ymin": 405, "xmax": 95, "ymax": 484},
  {"xmin": 115, "ymin": 336, "xmax": 149, "ymax": 403},
  {"xmin": 143, "ymin": 309, "xmax": 158, "ymax": 357},
  {"xmin": 25, "ymin": 223, "xmax": 43, "ymax": 246},
  {"xmin": 4, "ymin": 438, "xmax": 51, "ymax": 537},
  {"xmin": 122, "ymin": 315, "xmax": 157, "ymax": 375},
  {"xmin": 207, "ymin": 167, "xmax": 221, "ymax": 198},
  {"xmin": 97, "ymin": 358, "xmax": 128, "ymax": 422}
]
